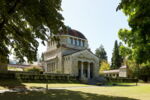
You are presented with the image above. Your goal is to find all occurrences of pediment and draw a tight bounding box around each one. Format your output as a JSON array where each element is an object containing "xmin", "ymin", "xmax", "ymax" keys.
[{"xmin": 72, "ymin": 50, "xmax": 99, "ymax": 60}]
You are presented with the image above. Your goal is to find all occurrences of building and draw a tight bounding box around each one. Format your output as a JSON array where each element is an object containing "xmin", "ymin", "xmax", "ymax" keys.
[
  {"xmin": 103, "ymin": 66, "xmax": 128, "ymax": 78},
  {"xmin": 43, "ymin": 27, "xmax": 99, "ymax": 80}
]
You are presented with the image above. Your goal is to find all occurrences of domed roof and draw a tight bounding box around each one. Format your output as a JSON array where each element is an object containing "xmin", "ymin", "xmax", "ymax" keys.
[{"xmin": 60, "ymin": 27, "xmax": 87, "ymax": 40}]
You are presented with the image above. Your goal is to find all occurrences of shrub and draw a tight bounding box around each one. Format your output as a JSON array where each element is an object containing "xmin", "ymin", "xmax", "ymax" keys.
[{"xmin": 24, "ymin": 65, "xmax": 43, "ymax": 73}]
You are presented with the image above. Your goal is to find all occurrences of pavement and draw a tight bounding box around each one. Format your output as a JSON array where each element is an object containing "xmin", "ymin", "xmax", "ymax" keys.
[{"xmin": 0, "ymin": 86, "xmax": 98, "ymax": 93}]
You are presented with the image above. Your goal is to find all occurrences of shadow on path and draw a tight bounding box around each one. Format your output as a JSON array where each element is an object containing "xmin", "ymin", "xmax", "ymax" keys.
[
  {"xmin": 0, "ymin": 89, "xmax": 138, "ymax": 100},
  {"xmin": 0, "ymin": 80, "xmax": 26, "ymax": 90}
]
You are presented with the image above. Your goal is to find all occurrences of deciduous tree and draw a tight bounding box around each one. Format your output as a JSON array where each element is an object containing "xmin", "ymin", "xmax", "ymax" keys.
[{"xmin": 0, "ymin": 0, "xmax": 65, "ymax": 71}]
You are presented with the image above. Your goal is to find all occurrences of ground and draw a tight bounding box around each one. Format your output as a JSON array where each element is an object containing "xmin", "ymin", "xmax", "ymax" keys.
[{"xmin": 0, "ymin": 81, "xmax": 150, "ymax": 100}]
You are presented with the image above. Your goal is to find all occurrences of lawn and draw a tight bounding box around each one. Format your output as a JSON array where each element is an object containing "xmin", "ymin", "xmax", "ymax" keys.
[
  {"xmin": 0, "ymin": 81, "xmax": 150, "ymax": 100},
  {"xmin": 0, "ymin": 80, "xmax": 89, "ymax": 90},
  {"xmin": 67, "ymin": 83, "xmax": 150, "ymax": 100}
]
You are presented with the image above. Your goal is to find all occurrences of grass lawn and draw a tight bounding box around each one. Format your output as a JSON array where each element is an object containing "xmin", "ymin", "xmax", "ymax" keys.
[
  {"xmin": 67, "ymin": 83, "xmax": 150, "ymax": 100},
  {"xmin": 0, "ymin": 80, "xmax": 89, "ymax": 90},
  {"xmin": 0, "ymin": 80, "xmax": 150, "ymax": 100}
]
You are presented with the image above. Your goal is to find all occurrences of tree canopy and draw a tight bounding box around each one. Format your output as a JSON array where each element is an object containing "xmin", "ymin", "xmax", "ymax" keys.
[
  {"xmin": 117, "ymin": 0, "xmax": 150, "ymax": 64},
  {"xmin": 0, "ymin": 0, "xmax": 65, "ymax": 65},
  {"xmin": 95, "ymin": 44, "xmax": 107, "ymax": 62},
  {"xmin": 99, "ymin": 60, "xmax": 110, "ymax": 73}
]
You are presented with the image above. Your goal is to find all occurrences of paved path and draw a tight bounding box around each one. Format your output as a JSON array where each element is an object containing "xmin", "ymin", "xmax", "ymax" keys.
[{"xmin": 0, "ymin": 86, "xmax": 98, "ymax": 93}]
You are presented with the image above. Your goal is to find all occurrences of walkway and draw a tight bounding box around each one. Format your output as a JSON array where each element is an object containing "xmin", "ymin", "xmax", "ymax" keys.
[{"xmin": 0, "ymin": 86, "xmax": 97, "ymax": 93}]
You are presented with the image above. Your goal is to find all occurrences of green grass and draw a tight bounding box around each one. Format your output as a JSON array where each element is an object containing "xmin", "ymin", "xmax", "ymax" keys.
[
  {"xmin": 68, "ymin": 83, "xmax": 150, "ymax": 100},
  {"xmin": 0, "ymin": 80, "xmax": 89, "ymax": 90},
  {"xmin": 0, "ymin": 89, "xmax": 138, "ymax": 100},
  {"xmin": 0, "ymin": 80, "xmax": 150, "ymax": 100}
]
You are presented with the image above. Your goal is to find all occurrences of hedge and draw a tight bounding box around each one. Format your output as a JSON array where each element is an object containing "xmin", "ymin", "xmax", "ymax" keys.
[
  {"xmin": 106, "ymin": 77, "xmax": 138, "ymax": 83},
  {"xmin": 0, "ymin": 72, "xmax": 78, "ymax": 82}
]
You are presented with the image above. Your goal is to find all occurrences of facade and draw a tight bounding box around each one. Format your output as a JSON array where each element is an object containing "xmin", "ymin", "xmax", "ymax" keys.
[
  {"xmin": 43, "ymin": 28, "xmax": 99, "ymax": 80},
  {"xmin": 103, "ymin": 66, "xmax": 128, "ymax": 78}
]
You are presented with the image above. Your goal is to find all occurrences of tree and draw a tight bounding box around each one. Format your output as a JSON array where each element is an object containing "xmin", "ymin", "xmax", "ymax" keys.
[
  {"xmin": 117, "ymin": 0, "xmax": 150, "ymax": 64},
  {"xmin": 99, "ymin": 60, "xmax": 110, "ymax": 73},
  {"xmin": 0, "ymin": 0, "xmax": 65, "ymax": 71},
  {"xmin": 95, "ymin": 45, "xmax": 107, "ymax": 62},
  {"xmin": 111, "ymin": 40, "xmax": 123, "ymax": 69}
]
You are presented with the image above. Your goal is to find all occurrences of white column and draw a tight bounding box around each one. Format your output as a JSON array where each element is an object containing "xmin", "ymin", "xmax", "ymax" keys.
[
  {"xmin": 88, "ymin": 63, "xmax": 90, "ymax": 79},
  {"xmin": 81, "ymin": 62, "xmax": 84, "ymax": 78}
]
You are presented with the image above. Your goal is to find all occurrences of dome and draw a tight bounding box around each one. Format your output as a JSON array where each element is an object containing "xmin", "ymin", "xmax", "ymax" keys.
[{"xmin": 60, "ymin": 27, "xmax": 87, "ymax": 40}]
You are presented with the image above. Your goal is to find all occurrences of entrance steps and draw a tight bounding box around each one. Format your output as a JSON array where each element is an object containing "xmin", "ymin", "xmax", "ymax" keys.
[{"xmin": 88, "ymin": 76, "xmax": 107, "ymax": 85}]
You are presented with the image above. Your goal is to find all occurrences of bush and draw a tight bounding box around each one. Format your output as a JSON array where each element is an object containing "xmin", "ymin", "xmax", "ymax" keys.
[{"xmin": 24, "ymin": 66, "xmax": 43, "ymax": 73}]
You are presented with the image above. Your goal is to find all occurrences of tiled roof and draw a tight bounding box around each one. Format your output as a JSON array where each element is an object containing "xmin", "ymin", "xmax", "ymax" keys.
[
  {"xmin": 60, "ymin": 28, "xmax": 87, "ymax": 39},
  {"xmin": 103, "ymin": 70, "xmax": 119, "ymax": 74},
  {"xmin": 120, "ymin": 65, "xmax": 127, "ymax": 69}
]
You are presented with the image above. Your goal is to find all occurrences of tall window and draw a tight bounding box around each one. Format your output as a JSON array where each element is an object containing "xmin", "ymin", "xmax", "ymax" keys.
[
  {"xmin": 79, "ymin": 40, "xmax": 81, "ymax": 46},
  {"xmin": 83, "ymin": 41, "xmax": 85, "ymax": 47},
  {"xmin": 70, "ymin": 38, "xmax": 73, "ymax": 44},
  {"xmin": 75, "ymin": 39, "xmax": 77, "ymax": 45}
]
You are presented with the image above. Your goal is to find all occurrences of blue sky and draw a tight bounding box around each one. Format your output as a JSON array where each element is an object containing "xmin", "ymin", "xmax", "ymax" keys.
[{"xmin": 39, "ymin": 0, "xmax": 129, "ymax": 62}]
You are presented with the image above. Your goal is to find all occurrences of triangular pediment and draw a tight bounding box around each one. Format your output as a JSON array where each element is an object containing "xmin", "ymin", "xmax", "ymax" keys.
[{"xmin": 71, "ymin": 49, "xmax": 99, "ymax": 61}]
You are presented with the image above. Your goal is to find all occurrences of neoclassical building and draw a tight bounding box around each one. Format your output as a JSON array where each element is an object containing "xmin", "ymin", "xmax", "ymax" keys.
[{"xmin": 43, "ymin": 28, "xmax": 99, "ymax": 80}]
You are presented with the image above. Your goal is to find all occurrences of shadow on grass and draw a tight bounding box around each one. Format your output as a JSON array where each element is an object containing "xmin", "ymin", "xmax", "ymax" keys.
[
  {"xmin": 0, "ymin": 80, "xmax": 26, "ymax": 90},
  {"xmin": 0, "ymin": 89, "xmax": 138, "ymax": 100}
]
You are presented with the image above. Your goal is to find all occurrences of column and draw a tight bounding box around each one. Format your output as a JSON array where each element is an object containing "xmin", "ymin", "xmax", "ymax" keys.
[
  {"xmin": 81, "ymin": 62, "xmax": 84, "ymax": 78},
  {"xmin": 88, "ymin": 62, "xmax": 90, "ymax": 79}
]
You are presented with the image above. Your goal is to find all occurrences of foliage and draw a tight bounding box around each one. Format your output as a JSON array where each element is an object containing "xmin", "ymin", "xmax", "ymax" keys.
[
  {"xmin": 117, "ymin": 0, "xmax": 150, "ymax": 64},
  {"xmin": 95, "ymin": 44, "xmax": 107, "ymax": 62},
  {"xmin": 99, "ymin": 60, "xmax": 110, "ymax": 73},
  {"xmin": 137, "ymin": 64, "xmax": 150, "ymax": 82},
  {"xmin": 111, "ymin": 40, "xmax": 123, "ymax": 69},
  {"xmin": 0, "ymin": 0, "xmax": 65, "ymax": 64},
  {"xmin": 24, "ymin": 66, "xmax": 43, "ymax": 73}
]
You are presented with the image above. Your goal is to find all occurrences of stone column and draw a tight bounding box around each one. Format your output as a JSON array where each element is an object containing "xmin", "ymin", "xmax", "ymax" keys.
[
  {"xmin": 88, "ymin": 62, "xmax": 90, "ymax": 79},
  {"xmin": 81, "ymin": 62, "xmax": 84, "ymax": 78}
]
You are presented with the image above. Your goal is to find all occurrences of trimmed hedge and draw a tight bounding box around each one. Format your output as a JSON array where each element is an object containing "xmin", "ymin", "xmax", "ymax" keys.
[
  {"xmin": 0, "ymin": 72, "xmax": 78, "ymax": 82},
  {"xmin": 106, "ymin": 77, "xmax": 138, "ymax": 83}
]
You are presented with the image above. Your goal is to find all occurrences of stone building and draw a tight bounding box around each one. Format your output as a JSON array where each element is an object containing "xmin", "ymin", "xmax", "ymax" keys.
[
  {"xmin": 103, "ymin": 66, "xmax": 128, "ymax": 78},
  {"xmin": 43, "ymin": 28, "xmax": 99, "ymax": 80}
]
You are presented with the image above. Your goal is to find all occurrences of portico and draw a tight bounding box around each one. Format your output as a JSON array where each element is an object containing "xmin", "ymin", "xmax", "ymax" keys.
[{"xmin": 78, "ymin": 61, "xmax": 94, "ymax": 79}]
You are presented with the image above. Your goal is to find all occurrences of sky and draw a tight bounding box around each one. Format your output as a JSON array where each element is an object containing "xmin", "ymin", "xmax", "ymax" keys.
[{"xmin": 38, "ymin": 0, "xmax": 129, "ymax": 62}]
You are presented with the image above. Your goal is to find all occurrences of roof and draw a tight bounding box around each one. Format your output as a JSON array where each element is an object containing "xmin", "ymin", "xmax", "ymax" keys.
[
  {"xmin": 103, "ymin": 70, "xmax": 119, "ymax": 74},
  {"xmin": 63, "ymin": 49, "xmax": 99, "ymax": 60},
  {"xmin": 120, "ymin": 65, "xmax": 127, "ymax": 69},
  {"xmin": 60, "ymin": 27, "xmax": 87, "ymax": 40}
]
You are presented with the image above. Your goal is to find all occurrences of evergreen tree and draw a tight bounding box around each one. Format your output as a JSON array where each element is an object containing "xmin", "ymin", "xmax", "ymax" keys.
[
  {"xmin": 111, "ymin": 40, "xmax": 123, "ymax": 69},
  {"xmin": 95, "ymin": 44, "xmax": 107, "ymax": 62}
]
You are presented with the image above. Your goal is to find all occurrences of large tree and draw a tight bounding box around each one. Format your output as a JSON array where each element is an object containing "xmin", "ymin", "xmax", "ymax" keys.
[
  {"xmin": 117, "ymin": 0, "xmax": 150, "ymax": 64},
  {"xmin": 111, "ymin": 40, "xmax": 123, "ymax": 69},
  {"xmin": 0, "ymin": 0, "xmax": 65, "ymax": 71},
  {"xmin": 95, "ymin": 44, "xmax": 107, "ymax": 62}
]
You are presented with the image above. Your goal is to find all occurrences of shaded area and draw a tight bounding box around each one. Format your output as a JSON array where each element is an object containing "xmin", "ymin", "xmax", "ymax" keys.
[
  {"xmin": 0, "ymin": 89, "xmax": 138, "ymax": 100},
  {"xmin": 0, "ymin": 80, "xmax": 26, "ymax": 90}
]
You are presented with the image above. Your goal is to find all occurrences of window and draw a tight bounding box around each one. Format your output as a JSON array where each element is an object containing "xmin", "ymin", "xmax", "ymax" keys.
[
  {"xmin": 70, "ymin": 38, "xmax": 73, "ymax": 44},
  {"xmin": 82, "ymin": 41, "xmax": 85, "ymax": 47},
  {"xmin": 75, "ymin": 39, "xmax": 77, "ymax": 45},
  {"xmin": 79, "ymin": 40, "xmax": 81, "ymax": 46}
]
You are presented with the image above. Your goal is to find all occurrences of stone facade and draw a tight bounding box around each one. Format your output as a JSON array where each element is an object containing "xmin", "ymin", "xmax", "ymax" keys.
[
  {"xmin": 43, "ymin": 28, "xmax": 99, "ymax": 80},
  {"xmin": 103, "ymin": 66, "xmax": 128, "ymax": 78}
]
